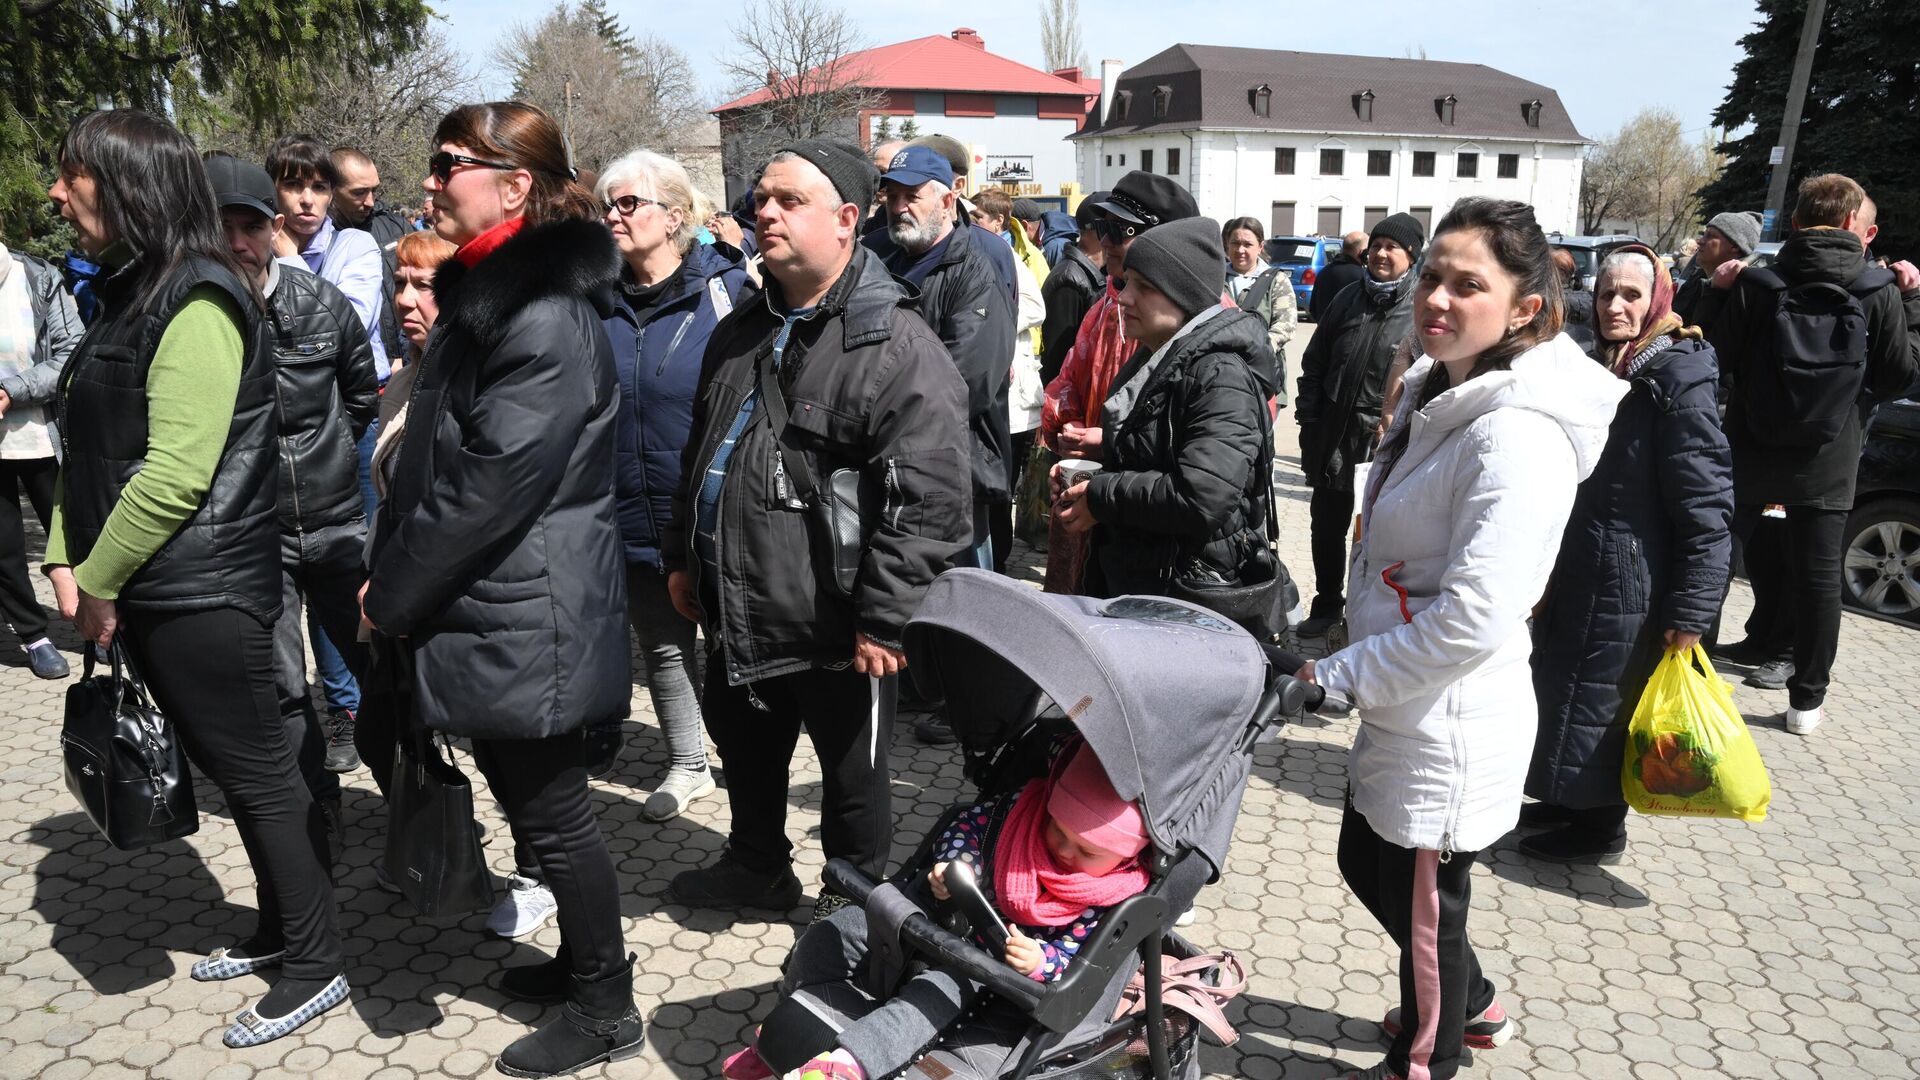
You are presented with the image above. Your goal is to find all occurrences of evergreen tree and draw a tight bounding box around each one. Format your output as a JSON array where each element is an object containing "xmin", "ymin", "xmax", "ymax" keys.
[
  {"xmin": 580, "ymin": 0, "xmax": 641, "ymax": 66},
  {"xmin": 1699, "ymin": 0, "xmax": 1920, "ymax": 260}
]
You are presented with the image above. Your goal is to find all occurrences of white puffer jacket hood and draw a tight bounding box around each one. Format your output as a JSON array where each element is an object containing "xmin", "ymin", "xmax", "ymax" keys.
[{"xmin": 1317, "ymin": 333, "xmax": 1627, "ymax": 853}]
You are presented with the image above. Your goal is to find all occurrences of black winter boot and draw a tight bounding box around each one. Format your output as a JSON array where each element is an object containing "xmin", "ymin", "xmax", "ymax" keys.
[
  {"xmin": 495, "ymin": 952, "xmax": 645, "ymax": 1078},
  {"xmin": 499, "ymin": 942, "xmax": 572, "ymax": 1004}
]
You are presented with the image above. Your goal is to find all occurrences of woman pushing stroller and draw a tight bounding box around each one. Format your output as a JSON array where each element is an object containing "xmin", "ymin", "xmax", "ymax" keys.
[{"xmin": 723, "ymin": 739, "xmax": 1152, "ymax": 1079}]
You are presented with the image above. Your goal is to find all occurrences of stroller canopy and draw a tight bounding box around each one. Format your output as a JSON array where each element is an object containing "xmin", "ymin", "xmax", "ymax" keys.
[{"xmin": 904, "ymin": 569, "xmax": 1267, "ymax": 877}]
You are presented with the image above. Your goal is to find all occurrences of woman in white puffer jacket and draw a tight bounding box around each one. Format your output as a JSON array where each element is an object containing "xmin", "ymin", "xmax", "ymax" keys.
[{"xmin": 1301, "ymin": 199, "xmax": 1628, "ymax": 1080}]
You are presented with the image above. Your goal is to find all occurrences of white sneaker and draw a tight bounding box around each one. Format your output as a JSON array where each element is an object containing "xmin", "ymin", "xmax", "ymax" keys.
[
  {"xmin": 1173, "ymin": 908, "xmax": 1197, "ymax": 927},
  {"xmin": 485, "ymin": 874, "xmax": 559, "ymax": 938},
  {"xmin": 1785, "ymin": 705, "xmax": 1823, "ymax": 736},
  {"xmin": 643, "ymin": 766, "xmax": 718, "ymax": 823}
]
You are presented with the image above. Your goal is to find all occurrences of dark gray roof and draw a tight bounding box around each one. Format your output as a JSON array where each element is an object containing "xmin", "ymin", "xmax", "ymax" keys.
[{"xmin": 1075, "ymin": 45, "xmax": 1587, "ymax": 144}]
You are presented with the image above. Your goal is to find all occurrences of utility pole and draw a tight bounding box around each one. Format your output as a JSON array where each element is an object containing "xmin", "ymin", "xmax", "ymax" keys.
[{"xmin": 1762, "ymin": 0, "xmax": 1829, "ymax": 241}]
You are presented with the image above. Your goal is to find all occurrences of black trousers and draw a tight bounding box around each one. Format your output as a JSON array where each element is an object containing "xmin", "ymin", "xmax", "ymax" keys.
[
  {"xmin": 119, "ymin": 605, "xmax": 343, "ymax": 979},
  {"xmin": 1308, "ymin": 484, "xmax": 1355, "ymax": 612},
  {"xmin": 469, "ymin": 732, "xmax": 627, "ymax": 979},
  {"xmin": 991, "ymin": 429, "xmax": 1037, "ymax": 574},
  {"xmin": 704, "ymin": 663, "xmax": 898, "ymax": 880},
  {"xmin": 0, "ymin": 457, "xmax": 58, "ymax": 644},
  {"xmin": 1338, "ymin": 801, "xmax": 1494, "ymax": 1080},
  {"xmin": 1722, "ymin": 505, "xmax": 1792, "ymax": 657},
  {"xmin": 272, "ymin": 523, "xmax": 369, "ymax": 804},
  {"xmin": 1734, "ymin": 503, "xmax": 1846, "ymax": 709}
]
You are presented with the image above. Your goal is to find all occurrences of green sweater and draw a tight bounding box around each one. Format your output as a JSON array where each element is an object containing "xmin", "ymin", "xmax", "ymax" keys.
[{"xmin": 46, "ymin": 286, "xmax": 245, "ymax": 599}]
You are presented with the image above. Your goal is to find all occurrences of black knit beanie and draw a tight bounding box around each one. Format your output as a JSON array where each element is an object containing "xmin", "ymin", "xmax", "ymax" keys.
[
  {"xmin": 1369, "ymin": 212, "xmax": 1426, "ymax": 260},
  {"xmin": 1123, "ymin": 216, "xmax": 1226, "ymax": 319},
  {"xmin": 780, "ymin": 139, "xmax": 878, "ymax": 210}
]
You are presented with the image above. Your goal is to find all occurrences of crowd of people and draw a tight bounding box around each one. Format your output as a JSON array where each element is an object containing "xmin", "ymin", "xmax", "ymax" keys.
[{"xmin": 2, "ymin": 95, "xmax": 1916, "ymax": 1080}]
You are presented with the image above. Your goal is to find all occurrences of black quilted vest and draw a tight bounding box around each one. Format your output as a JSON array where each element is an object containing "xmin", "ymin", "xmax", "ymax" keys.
[{"xmin": 56, "ymin": 255, "xmax": 280, "ymax": 620}]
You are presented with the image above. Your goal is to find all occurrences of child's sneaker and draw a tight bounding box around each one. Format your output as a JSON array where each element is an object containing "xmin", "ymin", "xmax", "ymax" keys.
[
  {"xmin": 784, "ymin": 1048, "xmax": 866, "ymax": 1080},
  {"xmin": 722, "ymin": 1044, "xmax": 774, "ymax": 1080},
  {"xmin": 1381, "ymin": 999, "xmax": 1514, "ymax": 1049}
]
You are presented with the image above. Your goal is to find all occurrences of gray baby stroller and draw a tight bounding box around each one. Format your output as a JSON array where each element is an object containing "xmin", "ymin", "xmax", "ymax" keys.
[{"xmin": 784, "ymin": 569, "xmax": 1343, "ymax": 1080}]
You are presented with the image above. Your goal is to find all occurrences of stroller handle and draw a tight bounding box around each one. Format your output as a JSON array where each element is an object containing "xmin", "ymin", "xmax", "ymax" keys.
[{"xmin": 1260, "ymin": 644, "xmax": 1353, "ymax": 716}]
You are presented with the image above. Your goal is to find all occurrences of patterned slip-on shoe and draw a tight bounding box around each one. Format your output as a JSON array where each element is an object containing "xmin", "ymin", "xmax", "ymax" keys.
[
  {"xmin": 221, "ymin": 974, "xmax": 350, "ymax": 1048},
  {"xmin": 190, "ymin": 945, "xmax": 286, "ymax": 982}
]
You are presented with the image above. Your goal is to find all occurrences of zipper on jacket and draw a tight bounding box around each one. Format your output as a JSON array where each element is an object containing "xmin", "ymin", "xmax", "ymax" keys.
[
  {"xmin": 774, "ymin": 451, "xmax": 790, "ymax": 504},
  {"xmin": 884, "ymin": 457, "xmax": 901, "ymax": 528},
  {"xmin": 266, "ymin": 303, "xmax": 306, "ymax": 534},
  {"xmin": 1439, "ymin": 832, "xmax": 1455, "ymax": 864}
]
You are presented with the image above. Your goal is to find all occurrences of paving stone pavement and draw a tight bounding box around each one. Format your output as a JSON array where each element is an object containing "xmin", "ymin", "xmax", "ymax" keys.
[{"xmin": 4, "ymin": 324, "xmax": 1919, "ymax": 1078}]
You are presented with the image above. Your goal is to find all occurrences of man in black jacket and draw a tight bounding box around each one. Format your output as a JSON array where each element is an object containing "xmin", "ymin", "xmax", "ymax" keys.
[
  {"xmin": 866, "ymin": 144, "xmax": 1017, "ymax": 571},
  {"xmin": 1039, "ymin": 192, "xmax": 1107, "ymax": 387},
  {"xmin": 1295, "ymin": 213, "xmax": 1424, "ymax": 638},
  {"xmin": 1309, "ymin": 230, "xmax": 1369, "ymax": 322},
  {"xmin": 212, "ymin": 156, "xmax": 379, "ymax": 834},
  {"xmin": 663, "ymin": 141, "xmax": 972, "ymax": 915},
  {"xmin": 1706, "ymin": 174, "xmax": 1920, "ymax": 737}
]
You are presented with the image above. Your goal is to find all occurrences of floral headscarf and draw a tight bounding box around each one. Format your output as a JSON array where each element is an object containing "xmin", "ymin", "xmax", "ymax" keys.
[{"xmin": 1595, "ymin": 243, "xmax": 1701, "ymax": 376}]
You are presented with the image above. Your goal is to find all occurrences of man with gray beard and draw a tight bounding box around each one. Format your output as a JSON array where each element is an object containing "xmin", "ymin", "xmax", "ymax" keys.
[{"xmin": 864, "ymin": 144, "xmax": 1015, "ymax": 573}]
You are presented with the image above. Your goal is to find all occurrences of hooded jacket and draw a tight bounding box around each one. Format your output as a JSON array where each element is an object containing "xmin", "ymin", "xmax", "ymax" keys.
[
  {"xmin": 1082, "ymin": 308, "xmax": 1277, "ymax": 597},
  {"xmin": 1708, "ymin": 228, "xmax": 1920, "ymax": 510},
  {"xmin": 0, "ymin": 249, "xmax": 84, "ymax": 429},
  {"xmin": 1315, "ymin": 335, "xmax": 1628, "ymax": 852},
  {"xmin": 604, "ymin": 241, "xmax": 752, "ymax": 569},
  {"xmin": 1038, "ymin": 211, "xmax": 1079, "ymax": 267},
  {"xmin": 663, "ymin": 246, "xmax": 972, "ymax": 685},
  {"xmin": 365, "ymin": 217, "xmax": 630, "ymax": 739},
  {"xmin": 1528, "ymin": 339, "xmax": 1733, "ymax": 809}
]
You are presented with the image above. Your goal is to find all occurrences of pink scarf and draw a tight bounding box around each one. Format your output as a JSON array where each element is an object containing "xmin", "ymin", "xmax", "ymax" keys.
[{"xmin": 994, "ymin": 775, "xmax": 1150, "ymax": 927}]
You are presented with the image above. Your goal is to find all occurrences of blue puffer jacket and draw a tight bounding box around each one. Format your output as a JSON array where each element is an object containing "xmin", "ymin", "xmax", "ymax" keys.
[
  {"xmin": 604, "ymin": 242, "xmax": 753, "ymax": 569},
  {"xmin": 1527, "ymin": 338, "xmax": 1733, "ymax": 809}
]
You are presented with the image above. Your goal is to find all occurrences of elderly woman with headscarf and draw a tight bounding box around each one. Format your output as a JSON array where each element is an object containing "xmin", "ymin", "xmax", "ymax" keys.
[{"xmin": 1523, "ymin": 244, "xmax": 1734, "ymax": 865}]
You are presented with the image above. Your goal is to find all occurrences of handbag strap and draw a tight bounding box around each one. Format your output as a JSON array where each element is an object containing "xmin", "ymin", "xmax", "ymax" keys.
[
  {"xmin": 754, "ymin": 333, "xmax": 821, "ymax": 507},
  {"xmin": 1111, "ymin": 950, "xmax": 1248, "ymax": 1045}
]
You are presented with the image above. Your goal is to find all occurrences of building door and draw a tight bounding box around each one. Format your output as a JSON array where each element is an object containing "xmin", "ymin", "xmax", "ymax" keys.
[
  {"xmin": 1317, "ymin": 205, "xmax": 1342, "ymax": 236},
  {"xmin": 1271, "ymin": 201, "xmax": 1296, "ymax": 236},
  {"xmin": 1364, "ymin": 206, "xmax": 1389, "ymax": 230},
  {"xmin": 1410, "ymin": 206, "xmax": 1433, "ymax": 236}
]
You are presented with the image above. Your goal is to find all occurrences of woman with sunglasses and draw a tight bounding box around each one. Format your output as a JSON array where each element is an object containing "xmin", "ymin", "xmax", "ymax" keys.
[
  {"xmin": 44, "ymin": 109, "xmax": 347, "ymax": 1047},
  {"xmin": 586, "ymin": 150, "xmax": 750, "ymax": 811},
  {"xmin": 361, "ymin": 102, "xmax": 640, "ymax": 1077}
]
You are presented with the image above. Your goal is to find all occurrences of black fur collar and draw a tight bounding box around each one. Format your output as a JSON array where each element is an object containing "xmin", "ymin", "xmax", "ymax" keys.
[{"xmin": 431, "ymin": 217, "xmax": 620, "ymax": 351}]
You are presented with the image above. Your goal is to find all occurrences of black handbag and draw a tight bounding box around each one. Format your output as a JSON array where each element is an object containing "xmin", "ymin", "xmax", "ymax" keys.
[
  {"xmin": 757, "ymin": 339, "xmax": 878, "ymax": 598},
  {"xmin": 382, "ymin": 649, "xmax": 495, "ymax": 917},
  {"xmin": 61, "ymin": 640, "xmax": 198, "ymax": 850},
  {"xmin": 1166, "ymin": 442, "xmax": 1299, "ymax": 643}
]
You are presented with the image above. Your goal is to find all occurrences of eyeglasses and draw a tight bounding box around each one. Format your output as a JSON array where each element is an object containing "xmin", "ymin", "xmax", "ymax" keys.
[
  {"xmin": 603, "ymin": 194, "xmax": 663, "ymax": 217},
  {"xmin": 428, "ymin": 151, "xmax": 517, "ymax": 184}
]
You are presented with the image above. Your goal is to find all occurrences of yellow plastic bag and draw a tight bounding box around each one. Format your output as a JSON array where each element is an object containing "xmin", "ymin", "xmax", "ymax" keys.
[{"xmin": 1621, "ymin": 645, "xmax": 1771, "ymax": 821}]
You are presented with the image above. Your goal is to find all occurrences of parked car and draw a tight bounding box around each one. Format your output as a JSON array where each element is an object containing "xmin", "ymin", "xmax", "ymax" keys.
[
  {"xmin": 1846, "ymin": 398, "xmax": 1920, "ymax": 625},
  {"xmin": 1547, "ymin": 233, "xmax": 1641, "ymax": 291},
  {"xmin": 1263, "ymin": 236, "xmax": 1344, "ymax": 315},
  {"xmin": 1745, "ymin": 240, "xmax": 1785, "ymax": 270}
]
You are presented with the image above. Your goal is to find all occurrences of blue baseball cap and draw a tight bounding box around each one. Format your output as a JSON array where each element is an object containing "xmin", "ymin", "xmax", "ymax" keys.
[{"xmin": 880, "ymin": 145, "xmax": 955, "ymax": 190}]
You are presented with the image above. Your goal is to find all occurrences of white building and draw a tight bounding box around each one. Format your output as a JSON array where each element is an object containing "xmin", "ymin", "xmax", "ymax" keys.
[{"xmin": 1073, "ymin": 46, "xmax": 1590, "ymax": 238}]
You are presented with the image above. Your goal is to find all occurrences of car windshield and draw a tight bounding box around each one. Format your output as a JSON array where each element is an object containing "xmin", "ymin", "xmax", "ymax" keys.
[
  {"xmin": 1266, "ymin": 240, "xmax": 1317, "ymax": 265},
  {"xmin": 1555, "ymin": 246, "xmax": 1598, "ymax": 277}
]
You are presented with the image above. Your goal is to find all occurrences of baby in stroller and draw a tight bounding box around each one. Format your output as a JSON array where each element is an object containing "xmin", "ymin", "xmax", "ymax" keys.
[{"xmin": 723, "ymin": 739, "xmax": 1153, "ymax": 1079}]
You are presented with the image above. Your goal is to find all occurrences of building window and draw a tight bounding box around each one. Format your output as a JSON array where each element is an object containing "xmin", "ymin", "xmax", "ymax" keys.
[
  {"xmin": 1119, "ymin": 153, "xmax": 1126, "ymax": 166},
  {"xmin": 1457, "ymin": 152, "xmax": 1479, "ymax": 178},
  {"xmin": 1152, "ymin": 85, "xmax": 1171, "ymax": 119},
  {"xmin": 1410, "ymin": 206, "xmax": 1433, "ymax": 234},
  {"xmin": 1115, "ymin": 90, "xmax": 1132, "ymax": 121},
  {"xmin": 1141, "ymin": 149, "xmax": 1154, "ymax": 173},
  {"xmin": 1497, "ymin": 153, "xmax": 1520, "ymax": 179},
  {"xmin": 1364, "ymin": 206, "xmax": 1389, "ymax": 230},
  {"xmin": 1319, "ymin": 148, "xmax": 1344, "ymax": 176},
  {"xmin": 1274, "ymin": 147, "xmax": 1296, "ymax": 175},
  {"xmin": 1317, "ymin": 205, "xmax": 1342, "ymax": 236},
  {"xmin": 1367, "ymin": 150, "xmax": 1392, "ymax": 176},
  {"xmin": 1523, "ymin": 99, "xmax": 1543, "ymax": 128},
  {"xmin": 1412, "ymin": 151, "xmax": 1435, "ymax": 177},
  {"xmin": 1435, "ymin": 94, "xmax": 1457, "ymax": 125},
  {"xmin": 1167, "ymin": 147, "xmax": 1181, "ymax": 175},
  {"xmin": 1354, "ymin": 89, "xmax": 1374, "ymax": 122},
  {"xmin": 1271, "ymin": 201, "xmax": 1296, "ymax": 236},
  {"xmin": 1104, "ymin": 154, "xmax": 1112, "ymax": 166},
  {"xmin": 1250, "ymin": 84, "xmax": 1271, "ymax": 117}
]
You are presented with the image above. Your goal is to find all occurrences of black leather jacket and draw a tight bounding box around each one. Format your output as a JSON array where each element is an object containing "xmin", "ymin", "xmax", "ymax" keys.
[{"xmin": 262, "ymin": 261, "xmax": 379, "ymax": 533}]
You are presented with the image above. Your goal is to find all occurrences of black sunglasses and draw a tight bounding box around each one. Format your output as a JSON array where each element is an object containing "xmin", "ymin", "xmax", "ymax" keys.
[
  {"xmin": 1091, "ymin": 217, "xmax": 1144, "ymax": 242},
  {"xmin": 603, "ymin": 194, "xmax": 663, "ymax": 217},
  {"xmin": 428, "ymin": 151, "xmax": 517, "ymax": 184}
]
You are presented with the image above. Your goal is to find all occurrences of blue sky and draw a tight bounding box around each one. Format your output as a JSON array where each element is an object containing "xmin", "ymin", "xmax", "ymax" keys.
[{"xmin": 436, "ymin": 0, "xmax": 1762, "ymax": 141}]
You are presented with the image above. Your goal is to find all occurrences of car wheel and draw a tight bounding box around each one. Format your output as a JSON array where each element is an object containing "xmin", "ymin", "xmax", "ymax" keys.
[{"xmin": 1842, "ymin": 498, "xmax": 1920, "ymax": 621}]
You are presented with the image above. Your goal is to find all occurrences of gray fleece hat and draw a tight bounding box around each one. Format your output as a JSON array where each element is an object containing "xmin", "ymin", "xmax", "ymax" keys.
[
  {"xmin": 1705, "ymin": 210, "xmax": 1763, "ymax": 256},
  {"xmin": 1123, "ymin": 216, "xmax": 1226, "ymax": 319}
]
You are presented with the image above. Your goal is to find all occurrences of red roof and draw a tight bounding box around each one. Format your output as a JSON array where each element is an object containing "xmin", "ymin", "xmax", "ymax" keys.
[{"xmin": 714, "ymin": 30, "xmax": 1098, "ymax": 113}]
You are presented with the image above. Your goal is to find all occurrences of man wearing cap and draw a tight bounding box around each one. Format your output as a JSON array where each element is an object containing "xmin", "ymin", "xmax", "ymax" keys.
[
  {"xmin": 1673, "ymin": 209, "xmax": 1761, "ymax": 330},
  {"xmin": 662, "ymin": 140, "xmax": 971, "ymax": 916},
  {"xmin": 866, "ymin": 144, "xmax": 1017, "ymax": 573},
  {"xmin": 208, "ymin": 153, "xmax": 379, "ymax": 848},
  {"xmin": 1294, "ymin": 211, "xmax": 1425, "ymax": 639}
]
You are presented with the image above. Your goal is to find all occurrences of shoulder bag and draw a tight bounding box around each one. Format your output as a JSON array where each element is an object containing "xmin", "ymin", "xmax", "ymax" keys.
[{"xmin": 62, "ymin": 640, "xmax": 199, "ymax": 850}]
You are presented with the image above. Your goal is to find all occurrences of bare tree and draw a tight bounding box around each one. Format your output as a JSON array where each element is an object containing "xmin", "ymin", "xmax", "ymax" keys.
[
  {"xmin": 716, "ymin": 0, "xmax": 882, "ymax": 188},
  {"xmin": 1579, "ymin": 107, "xmax": 1722, "ymax": 247},
  {"xmin": 493, "ymin": 2, "xmax": 706, "ymax": 173},
  {"xmin": 1039, "ymin": 0, "xmax": 1087, "ymax": 73}
]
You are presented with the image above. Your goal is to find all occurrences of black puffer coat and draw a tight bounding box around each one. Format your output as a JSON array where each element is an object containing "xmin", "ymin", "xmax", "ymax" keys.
[
  {"xmin": 1527, "ymin": 338, "xmax": 1733, "ymax": 809},
  {"xmin": 1295, "ymin": 274, "xmax": 1414, "ymax": 491},
  {"xmin": 365, "ymin": 218, "xmax": 630, "ymax": 739},
  {"xmin": 1083, "ymin": 308, "xmax": 1275, "ymax": 597}
]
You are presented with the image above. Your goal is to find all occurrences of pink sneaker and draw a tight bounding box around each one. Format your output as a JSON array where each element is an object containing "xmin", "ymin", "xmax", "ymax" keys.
[
  {"xmin": 721, "ymin": 1045, "xmax": 774, "ymax": 1080},
  {"xmin": 789, "ymin": 1048, "xmax": 867, "ymax": 1079},
  {"xmin": 1381, "ymin": 999, "xmax": 1515, "ymax": 1050}
]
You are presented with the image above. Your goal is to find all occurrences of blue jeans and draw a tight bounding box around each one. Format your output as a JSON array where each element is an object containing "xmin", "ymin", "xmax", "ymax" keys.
[{"xmin": 314, "ymin": 418, "xmax": 383, "ymax": 713}]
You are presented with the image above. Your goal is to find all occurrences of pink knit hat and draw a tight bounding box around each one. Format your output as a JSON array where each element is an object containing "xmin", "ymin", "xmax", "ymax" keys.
[{"xmin": 1046, "ymin": 742, "xmax": 1150, "ymax": 858}]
